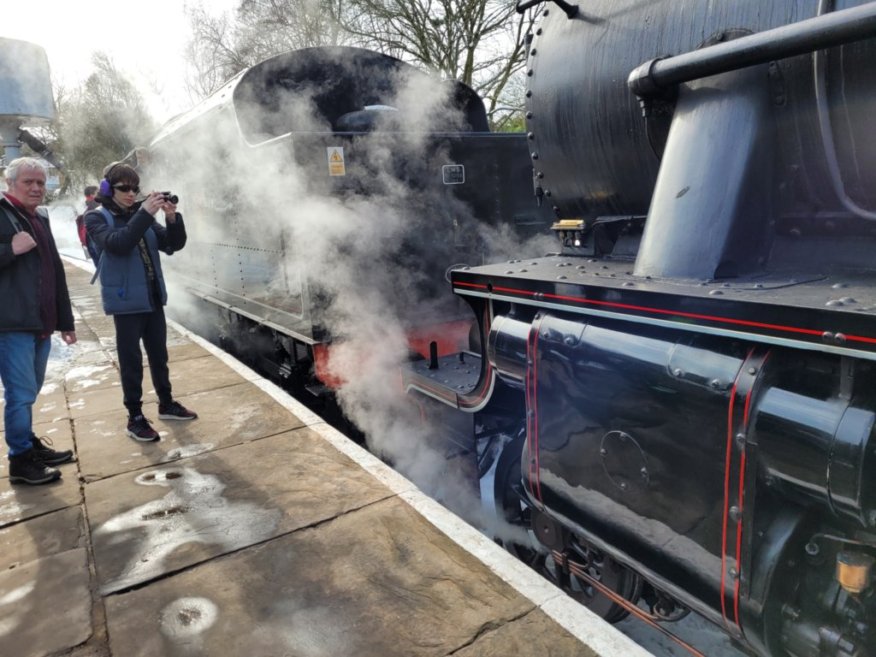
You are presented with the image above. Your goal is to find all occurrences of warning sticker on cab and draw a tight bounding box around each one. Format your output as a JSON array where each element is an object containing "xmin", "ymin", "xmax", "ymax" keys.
[{"xmin": 327, "ymin": 146, "xmax": 346, "ymax": 177}]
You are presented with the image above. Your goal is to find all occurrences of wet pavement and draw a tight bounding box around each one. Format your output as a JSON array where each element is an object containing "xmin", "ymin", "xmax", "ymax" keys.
[{"xmin": 0, "ymin": 261, "xmax": 651, "ymax": 657}]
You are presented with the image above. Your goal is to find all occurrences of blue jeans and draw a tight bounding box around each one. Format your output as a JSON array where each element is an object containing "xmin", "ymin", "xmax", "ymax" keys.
[{"xmin": 0, "ymin": 332, "xmax": 51, "ymax": 457}]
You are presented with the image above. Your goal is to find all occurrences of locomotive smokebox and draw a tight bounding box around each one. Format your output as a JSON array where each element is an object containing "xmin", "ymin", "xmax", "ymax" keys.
[{"xmin": 526, "ymin": 0, "xmax": 876, "ymax": 280}]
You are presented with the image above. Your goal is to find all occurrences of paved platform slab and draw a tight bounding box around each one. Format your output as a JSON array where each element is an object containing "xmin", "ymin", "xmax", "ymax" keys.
[
  {"xmin": 88, "ymin": 429, "xmax": 394, "ymax": 594},
  {"xmin": 0, "ymin": 507, "xmax": 84, "ymax": 571},
  {"xmin": 0, "ymin": 471, "xmax": 81, "ymax": 529},
  {"xmin": 105, "ymin": 498, "xmax": 536, "ymax": 657},
  {"xmin": 74, "ymin": 382, "xmax": 305, "ymax": 481},
  {"xmin": 0, "ymin": 548, "xmax": 92, "ymax": 657},
  {"xmin": 145, "ymin": 355, "xmax": 249, "ymax": 399}
]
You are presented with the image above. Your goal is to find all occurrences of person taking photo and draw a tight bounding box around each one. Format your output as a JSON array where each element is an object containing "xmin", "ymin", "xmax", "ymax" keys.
[{"xmin": 85, "ymin": 162, "xmax": 197, "ymax": 442}]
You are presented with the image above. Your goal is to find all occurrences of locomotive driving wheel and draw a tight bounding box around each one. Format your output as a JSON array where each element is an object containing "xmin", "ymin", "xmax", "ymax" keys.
[
  {"xmin": 561, "ymin": 543, "xmax": 643, "ymax": 623},
  {"xmin": 489, "ymin": 434, "xmax": 642, "ymax": 623}
]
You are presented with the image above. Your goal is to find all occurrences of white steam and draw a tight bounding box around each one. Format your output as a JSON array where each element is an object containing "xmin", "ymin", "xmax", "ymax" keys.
[{"xmin": 146, "ymin": 54, "xmax": 549, "ymax": 537}]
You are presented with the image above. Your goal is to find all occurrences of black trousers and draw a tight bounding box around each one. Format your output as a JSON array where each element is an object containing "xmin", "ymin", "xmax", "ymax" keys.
[{"xmin": 114, "ymin": 308, "xmax": 172, "ymax": 416}]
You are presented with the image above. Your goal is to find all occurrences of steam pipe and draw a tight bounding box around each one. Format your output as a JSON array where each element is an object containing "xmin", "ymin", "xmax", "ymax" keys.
[{"xmin": 628, "ymin": 2, "xmax": 876, "ymax": 97}]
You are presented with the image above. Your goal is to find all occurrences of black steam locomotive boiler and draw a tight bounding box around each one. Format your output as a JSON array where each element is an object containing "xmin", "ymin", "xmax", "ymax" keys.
[{"xmin": 403, "ymin": 2, "xmax": 876, "ymax": 656}]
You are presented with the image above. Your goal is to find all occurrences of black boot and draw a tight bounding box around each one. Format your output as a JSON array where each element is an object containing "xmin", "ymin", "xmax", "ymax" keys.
[
  {"xmin": 9, "ymin": 449, "xmax": 61, "ymax": 485},
  {"xmin": 30, "ymin": 435, "xmax": 74, "ymax": 465}
]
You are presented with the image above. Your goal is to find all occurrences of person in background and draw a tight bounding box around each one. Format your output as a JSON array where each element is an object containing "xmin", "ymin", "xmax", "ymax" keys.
[
  {"xmin": 85, "ymin": 162, "xmax": 197, "ymax": 442},
  {"xmin": 0, "ymin": 157, "xmax": 77, "ymax": 485},
  {"xmin": 76, "ymin": 185, "xmax": 98, "ymax": 256}
]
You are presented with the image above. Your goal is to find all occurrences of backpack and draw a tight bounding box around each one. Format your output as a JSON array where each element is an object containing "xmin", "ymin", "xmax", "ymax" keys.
[
  {"xmin": 86, "ymin": 207, "xmax": 115, "ymax": 282},
  {"xmin": 75, "ymin": 213, "xmax": 85, "ymax": 240}
]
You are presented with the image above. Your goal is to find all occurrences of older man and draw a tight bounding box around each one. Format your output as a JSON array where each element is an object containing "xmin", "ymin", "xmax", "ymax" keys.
[{"xmin": 0, "ymin": 157, "xmax": 77, "ymax": 484}]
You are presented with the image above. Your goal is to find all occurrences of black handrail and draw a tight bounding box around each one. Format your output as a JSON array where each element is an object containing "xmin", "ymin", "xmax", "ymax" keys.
[
  {"xmin": 516, "ymin": 0, "xmax": 578, "ymax": 19},
  {"xmin": 628, "ymin": 2, "xmax": 876, "ymax": 97}
]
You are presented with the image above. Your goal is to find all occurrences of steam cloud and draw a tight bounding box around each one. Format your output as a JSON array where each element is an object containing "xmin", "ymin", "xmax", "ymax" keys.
[{"xmin": 144, "ymin": 54, "xmax": 550, "ymax": 540}]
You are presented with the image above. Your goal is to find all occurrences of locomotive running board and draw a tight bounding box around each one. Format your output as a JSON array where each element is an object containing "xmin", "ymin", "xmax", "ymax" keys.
[
  {"xmin": 192, "ymin": 290, "xmax": 318, "ymax": 346},
  {"xmin": 452, "ymin": 257, "xmax": 876, "ymax": 362}
]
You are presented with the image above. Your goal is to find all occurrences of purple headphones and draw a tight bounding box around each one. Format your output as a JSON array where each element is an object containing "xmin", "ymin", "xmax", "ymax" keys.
[{"xmin": 99, "ymin": 163, "xmax": 120, "ymax": 196}]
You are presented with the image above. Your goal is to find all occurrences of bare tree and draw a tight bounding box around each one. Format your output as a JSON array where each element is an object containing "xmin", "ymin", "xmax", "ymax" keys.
[
  {"xmin": 335, "ymin": 0, "xmax": 533, "ymax": 126},
  {"xmin": 236, "ymin": 0, "xmax": 348, "ymax": 55},
  {"xmin": 57, "ymin": 53, "xmax": 156, "ymax": 188},
  {"xmin": 183, "ymin": 0, "xmax": 534, "ymax": 128},
  {"xmin": 184, "ymin": 6, "xmax": 243, "ymax": 101},
  {"xmin": 183, "ymin": 0, "xmax": 350, "ymax": 100}
]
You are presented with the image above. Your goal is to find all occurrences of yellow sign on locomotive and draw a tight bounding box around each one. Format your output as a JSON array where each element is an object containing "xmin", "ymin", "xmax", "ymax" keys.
[{"xmin": 327, "ymin": 146, "xmax": 346, "ymax": 177}]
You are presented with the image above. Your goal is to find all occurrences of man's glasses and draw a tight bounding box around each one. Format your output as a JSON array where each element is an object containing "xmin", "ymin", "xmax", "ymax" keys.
[{"xmin": 113, "ymin": 184, "xmax": 140, "ymax": 193}]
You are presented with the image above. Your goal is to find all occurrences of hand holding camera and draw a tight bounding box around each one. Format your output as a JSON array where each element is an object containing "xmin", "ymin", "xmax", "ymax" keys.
[
  {"xmin": 159, "ymin": 192, "xmax": 179, "ymax": 223},
  {"xmin": 142, "ymin": 190, "xmax": 180, "ymax": 221}
]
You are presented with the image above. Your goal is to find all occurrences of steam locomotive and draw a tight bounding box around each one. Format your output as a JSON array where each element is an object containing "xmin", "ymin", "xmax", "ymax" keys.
[{"xmin": 140, "ymin": 3, "xmax": 876, "ymax": 654}]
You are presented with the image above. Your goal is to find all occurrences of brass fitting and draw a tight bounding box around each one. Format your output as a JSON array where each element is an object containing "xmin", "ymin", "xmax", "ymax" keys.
[{"xmin": 836, "ymin": 550, "xmax": 874, "ymax": 594}]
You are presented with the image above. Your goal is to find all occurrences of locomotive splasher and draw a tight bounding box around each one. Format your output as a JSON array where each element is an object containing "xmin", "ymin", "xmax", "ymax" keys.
[{"xmin": 404, "ymin": 2, "xmax": 876, "ymax": 656}]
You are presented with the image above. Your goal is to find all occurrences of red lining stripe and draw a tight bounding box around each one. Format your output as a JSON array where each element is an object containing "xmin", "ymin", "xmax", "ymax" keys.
[
  {"xmin": 531, "ymin": 317, "xmax": 543, "ymax": 503},
  {"xmin": 459, "ymin": 307, "xmax": 493, "ymax": 408},
  {"xmin": 720, "ymin": 374, "xmax": 739, "ymax": 630},
  {"xmin": 495, "ymin": 286, "xmax": 824, "ymax": 337},
  {"xmin": 453, "ymin": 282, "xmax": 876, "ymax": 346},
  {"xmin": 523, "ymin": 316, "xmax": 544, "ymax": 504},
  {"xmin": 732, "ymin": 351, "xmax": 771, "ymax": 629},
  {"xmin": 525, "ymin": 323, "xmax": 536, "ymax": 499},
  {"xmin": 733, "ymin": 450, "xmax": 747, "ymax": 629}
]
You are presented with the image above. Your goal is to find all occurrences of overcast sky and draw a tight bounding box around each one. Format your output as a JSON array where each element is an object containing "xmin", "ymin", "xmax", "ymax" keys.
[{"xmin": 2, "ymin": 0, "xmax": 238, "ymax": 123}]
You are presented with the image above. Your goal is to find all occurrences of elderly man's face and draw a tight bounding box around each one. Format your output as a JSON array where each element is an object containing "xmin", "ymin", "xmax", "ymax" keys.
[{"xmin": 8, "ymin": 167, "xmax": 46, "ymax": 213}]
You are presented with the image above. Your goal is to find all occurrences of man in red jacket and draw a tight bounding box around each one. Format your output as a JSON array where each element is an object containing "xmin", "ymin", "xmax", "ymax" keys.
[{"xmin": 0, "ymin": 157, "xmax": 77, "ymax": 484}]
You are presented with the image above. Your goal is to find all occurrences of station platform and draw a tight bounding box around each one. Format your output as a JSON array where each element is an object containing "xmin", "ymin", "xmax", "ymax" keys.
[{"xmin": 0, "ymin": 261, "xmax": 652, "ymax": 657}]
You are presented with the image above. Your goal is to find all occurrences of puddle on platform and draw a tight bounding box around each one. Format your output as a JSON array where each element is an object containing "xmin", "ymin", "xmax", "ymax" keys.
[
  {"xmin": 159, "ymin": 596, "xmax": 219, "ymax": 641},
  {"xmin": 162, "ymin": 444, "xmax": 215, "ymax": 462},
  {"xmin": 94, "ymin": 466, "xmax": 281, "ymax": 592}
]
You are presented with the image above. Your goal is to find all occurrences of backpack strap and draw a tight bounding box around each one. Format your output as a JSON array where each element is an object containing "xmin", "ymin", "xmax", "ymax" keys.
[
  {"xmin": 89, "ymin": 208, "xmax": 116, "ymax": 284},
  {"xmin": 1, "ymin": 202, "xmax": 25, "ymax": 233},
  {"xmin": 99, "ymin": 207, "xmax": 114, "ymax": 226}
]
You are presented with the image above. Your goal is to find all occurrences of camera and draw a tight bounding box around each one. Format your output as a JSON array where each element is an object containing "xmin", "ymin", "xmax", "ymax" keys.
[{"xmin": 160, "ymin": 191, "xmax": 179, "ymax": 204}]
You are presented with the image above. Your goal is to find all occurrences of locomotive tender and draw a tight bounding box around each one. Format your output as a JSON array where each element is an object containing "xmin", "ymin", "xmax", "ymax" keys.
[
  {"xmin": 416, "ymin": 1, "xmax": 876, "ymax": 656},
  {"xmin": 141, "ymin": 5, "xmax": 876, "ymax": 655}
]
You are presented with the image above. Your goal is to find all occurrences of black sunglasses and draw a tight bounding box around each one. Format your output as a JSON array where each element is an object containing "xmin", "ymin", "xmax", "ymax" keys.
[{"xmin": 113, "ymin": 184, "xmax": 140, "ymax": 193}]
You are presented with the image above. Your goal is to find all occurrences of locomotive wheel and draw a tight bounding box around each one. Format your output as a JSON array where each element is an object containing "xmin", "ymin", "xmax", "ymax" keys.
[
  {"xmin": 491, "ymin": 436, "xmax": 641, "ymax": 623},
  {"xmin": 490, "ymin": 436, "xmax": 536, "ymax": 562},
  {"xmin": 563, "ymin": 545, "xmax": 643, "ymax": 623}
]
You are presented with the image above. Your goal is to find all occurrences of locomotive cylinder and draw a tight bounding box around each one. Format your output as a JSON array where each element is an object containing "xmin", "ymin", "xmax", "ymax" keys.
[
  {"xmin": 754, "ymin": 385, "xmax": 876, "ymax": 529},
  {"xmin": 486, "ymin": 314, "xmax": 530, "ymax": 388}
]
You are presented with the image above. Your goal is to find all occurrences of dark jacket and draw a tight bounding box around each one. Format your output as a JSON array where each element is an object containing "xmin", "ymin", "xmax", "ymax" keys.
[
  {"xmin": 0, "ymin": 195, "xmax": 75, "ymax": 333},
  {"xmin": 85, "ymin": 201, "xmax": 187, "ymax": 315}
]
